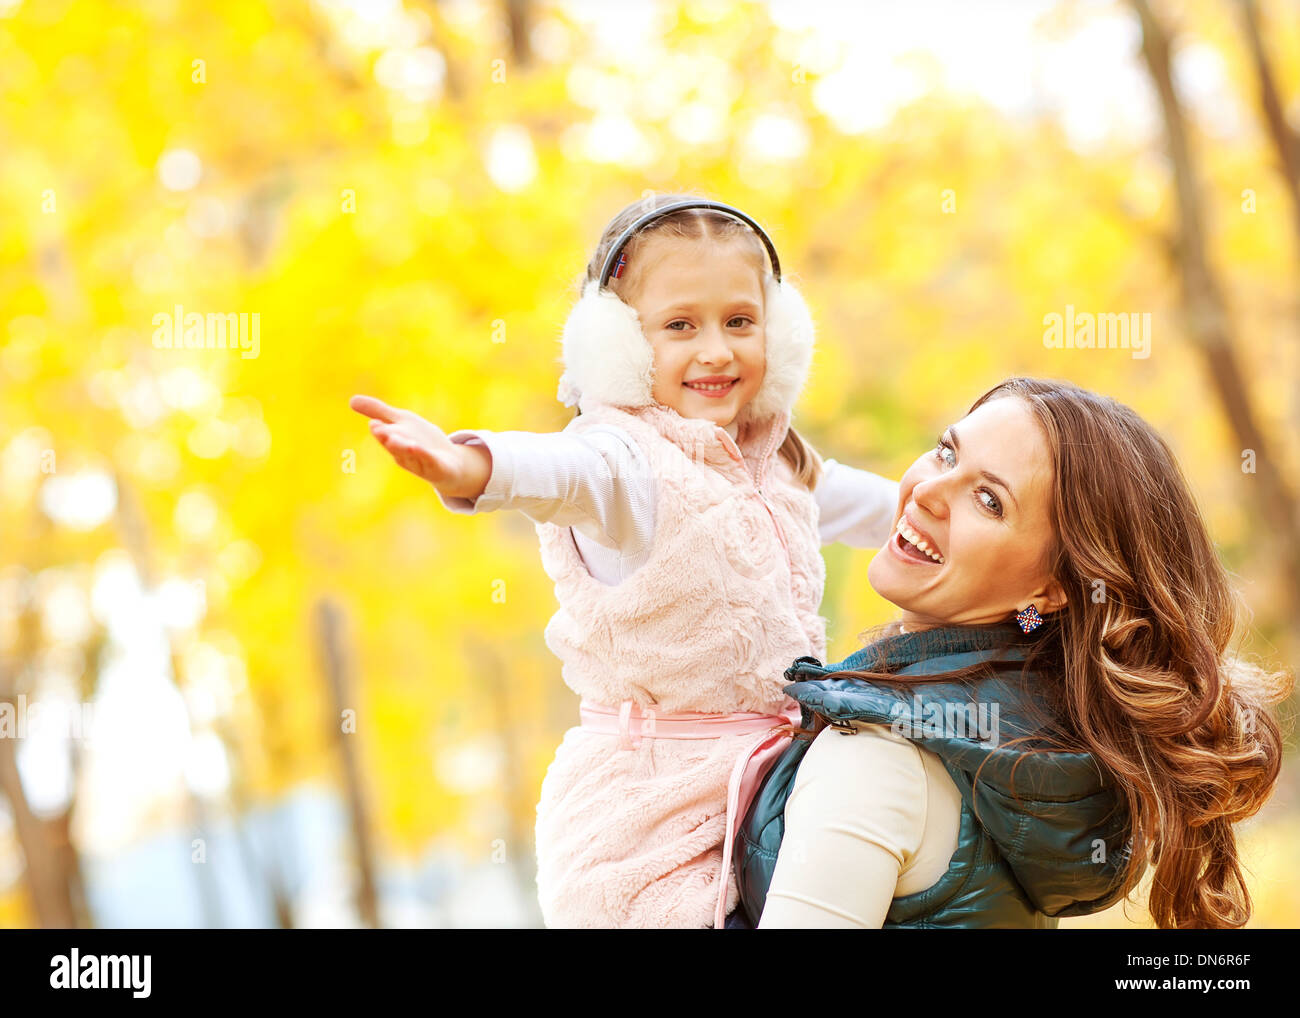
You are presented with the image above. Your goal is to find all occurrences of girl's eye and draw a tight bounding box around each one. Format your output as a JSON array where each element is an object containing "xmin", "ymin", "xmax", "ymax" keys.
[
  {"xmin": 665, "ymin": 320, "xmax": 691, "ymax": 331},
  {"xmin": 727, "ymin": 316, "xmax": 753, "ymax": 328}
]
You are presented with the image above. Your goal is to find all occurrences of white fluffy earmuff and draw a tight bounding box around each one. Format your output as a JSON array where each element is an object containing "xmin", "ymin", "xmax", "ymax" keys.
[{"xmin": 555, "ymin": 275, "xmax": 815, "ymax": 425}]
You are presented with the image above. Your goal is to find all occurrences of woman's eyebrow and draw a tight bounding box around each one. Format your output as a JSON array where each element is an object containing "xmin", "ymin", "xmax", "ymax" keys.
[{"xmin": 948, "ymin": 425, "xmax": 1020, "ymax": 512}]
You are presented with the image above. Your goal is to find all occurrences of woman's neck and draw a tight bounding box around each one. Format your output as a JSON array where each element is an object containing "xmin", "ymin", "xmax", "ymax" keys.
[
  {"xmin": 898, "ymin": 612, "xmax": 1033, "ymax": 639},
  {"xmin": 898, "ymin": 610, "xmax": 967, "ymax": 635}
]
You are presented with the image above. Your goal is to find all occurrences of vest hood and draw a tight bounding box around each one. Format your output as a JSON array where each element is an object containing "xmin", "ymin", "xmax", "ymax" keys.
[{"xmin": 783, "ymin": 625, "xmax": 1137, "ymax": 918}]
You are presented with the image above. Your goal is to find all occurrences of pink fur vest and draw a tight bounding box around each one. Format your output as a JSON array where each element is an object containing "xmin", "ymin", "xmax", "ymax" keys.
[{"xmin": 532, "ymin": 400, "xmax": 827, "ymax": 927}]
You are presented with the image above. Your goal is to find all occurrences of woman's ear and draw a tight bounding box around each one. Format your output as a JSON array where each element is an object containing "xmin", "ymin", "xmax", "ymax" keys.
[{"xmin": 1029, "ymin": 576, "xmax": 1070, "ymax": 617}]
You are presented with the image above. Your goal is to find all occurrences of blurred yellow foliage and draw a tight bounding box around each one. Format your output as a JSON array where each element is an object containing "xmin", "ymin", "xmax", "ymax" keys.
[{"xmin": 0, "ymin": 0, "xmax": 1295, "ymax": 926}]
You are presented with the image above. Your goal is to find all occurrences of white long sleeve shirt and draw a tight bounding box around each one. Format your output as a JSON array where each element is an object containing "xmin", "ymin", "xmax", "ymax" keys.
[{"xmin": 434, "ymin": 420, "xmax": 899, "ymax": 582}]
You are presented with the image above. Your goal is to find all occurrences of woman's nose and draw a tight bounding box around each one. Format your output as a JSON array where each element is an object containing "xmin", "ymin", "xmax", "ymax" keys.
[{"xmin": 911, "ymin": 474, "xmax": 949, "ymax": 520}]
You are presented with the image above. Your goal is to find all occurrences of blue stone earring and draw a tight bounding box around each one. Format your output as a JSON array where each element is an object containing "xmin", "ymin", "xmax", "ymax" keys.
[{"xmin": 1015, "ymin": 604, "xmax": 1043, "ymax": 634}]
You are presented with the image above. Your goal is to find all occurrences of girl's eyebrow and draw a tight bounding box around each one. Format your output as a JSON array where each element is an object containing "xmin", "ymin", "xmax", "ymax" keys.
[
  {"xmin": 654, "ymin": 299, "xmax": 761, "ymax": 315},
  {"xmin": 947, "ymin": 425, "xmax": 1020, "ymax": 512}
]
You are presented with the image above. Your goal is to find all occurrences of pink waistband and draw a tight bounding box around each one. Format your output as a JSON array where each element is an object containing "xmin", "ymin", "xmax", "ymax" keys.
[
  {"xmin": 578, "ymin": 697, "xmax": 803, "ymax": 930},
  {"xmin": 579, "ymin": 698, "xmax": 795, "ymax": 749}
]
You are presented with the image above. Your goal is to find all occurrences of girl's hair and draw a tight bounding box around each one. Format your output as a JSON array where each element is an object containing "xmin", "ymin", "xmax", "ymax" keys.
[
  {"xmin": 579, "ymin": 192, "xmax": 823, "ymax": 490},
  {"xmin": 813, "ymin": 377, "xmax": 1292, "ymax": 929}
]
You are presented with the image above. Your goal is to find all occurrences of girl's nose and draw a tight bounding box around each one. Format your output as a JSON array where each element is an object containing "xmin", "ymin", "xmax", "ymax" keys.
[{"xmin": 695, "ymin": 325, "xmax": 733, "ymax": 364}]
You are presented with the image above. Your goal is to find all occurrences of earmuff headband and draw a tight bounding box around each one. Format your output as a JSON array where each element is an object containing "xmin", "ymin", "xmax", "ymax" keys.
[{"xmin": 597, "ymin": 200, "xmax": 783, "ymax": 288}]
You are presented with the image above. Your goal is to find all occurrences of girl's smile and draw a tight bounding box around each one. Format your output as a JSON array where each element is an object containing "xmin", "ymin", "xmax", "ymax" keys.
[{"xmin": 683, "ymin": 375, "xmax": 740, "ymax": 398}]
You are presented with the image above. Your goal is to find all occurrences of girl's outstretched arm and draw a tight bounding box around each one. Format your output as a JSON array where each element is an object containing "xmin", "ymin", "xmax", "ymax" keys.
[
  {"xmin": 350, "ymin": 395, "xmax": 654, "ymax": 563},
  {"xmin": 349, "ymin": 394, "xmax": 492, "ymax": 500},
  {"xmin": 815, "ymin": 459, "xmax": 900, "ymax": 548},
  {"xmin": 433, "ymin": 425, "xmax": 654, "ymax": 557}
]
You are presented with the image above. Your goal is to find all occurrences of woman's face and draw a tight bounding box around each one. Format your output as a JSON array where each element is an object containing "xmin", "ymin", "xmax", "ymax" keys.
[{"xmin": 868, "ymin": 396, "xmax": 1067, "ymax": 628}]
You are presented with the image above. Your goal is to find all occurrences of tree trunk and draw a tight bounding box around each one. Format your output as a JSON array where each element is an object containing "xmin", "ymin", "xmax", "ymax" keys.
[
  {"xmin": 0, "ymin": 565, "xmax": 77, "ymax": 928},
  {"xmin": 465, "ymin": 634, "xmax": 545, "ymax": 927},
  {"xmin": 506, "ymin": 0, "xmax": 532, "ymax": 68},
  {"xmin": 1235, "ymin": 0, "xmax": 1300, "ymax": 256},
  {"xmin": 1130, "ymin": 0, "xmax": 1300, "ymax": 624},
  {"xmin": 314, "ymin": 597, "xmax": 381, "ymax": 928}
]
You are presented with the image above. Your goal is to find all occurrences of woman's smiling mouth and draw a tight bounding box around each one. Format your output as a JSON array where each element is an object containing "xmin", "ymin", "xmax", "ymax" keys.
[{"xmin": 891, "ymin": 516, "xmax": 945, "ymax": 565}]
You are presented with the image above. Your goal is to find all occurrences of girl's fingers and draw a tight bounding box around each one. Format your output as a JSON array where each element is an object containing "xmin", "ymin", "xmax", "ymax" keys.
[
  {"xmin": 370, "ymin": 426, "xmax": 399, "ymax": 452},
  {"xmin": 350, "ymin": 394, "xmax": 401, "ymax": 423},
  {"xmin": 366, "ymin": 418, "xmax": 452, "ymax": 484},
  {"xmin": 377, "ymin": 426, "xmax": 415, "ymax": 449},
  {"xmin": 396, "ymin": 440, "xmax": 436, "ymax": 473},
  {"xmin": 395, "ymin": 449, "xmax": 418, "ymax": 474},
  {"xmin": 380, "ymin": 433, "xmax": 444, "ymax": 482},
  {"xmin": 372, "ymin": 424, "xmax": 413, "ymax": 449}
]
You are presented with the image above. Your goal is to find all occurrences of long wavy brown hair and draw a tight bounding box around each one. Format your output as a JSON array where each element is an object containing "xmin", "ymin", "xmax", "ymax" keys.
[
  {"xmin": 576, "ymin": 192, "xmax": 823, "ymax": 489},
  {"xmin": 820, "ymin": 377, "xmax": 1291, "ymax": 929}
]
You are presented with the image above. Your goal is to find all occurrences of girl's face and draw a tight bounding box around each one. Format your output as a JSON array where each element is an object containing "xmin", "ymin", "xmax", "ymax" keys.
[
  {"xmin": 867, "ymin": 397, "xmax": 1068, "ymax": 629},
  {"xmin": 625, "ymin": 235, "xmax": 767, "ymax": 429}
]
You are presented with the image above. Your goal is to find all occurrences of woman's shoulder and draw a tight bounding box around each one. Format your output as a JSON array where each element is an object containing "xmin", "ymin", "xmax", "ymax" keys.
[
  {"xmin": 791, "ymin": 722, "xmax": 929, "ymax": 804},
  {"xmin": 784, "ymin": 722, "xmax": 956, "ymax": 870}
]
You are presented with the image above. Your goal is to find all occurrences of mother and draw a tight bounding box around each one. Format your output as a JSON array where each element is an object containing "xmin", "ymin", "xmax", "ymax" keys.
[{"xmin": 734, "ymin": 377, "xmax": 1290, "ymax": 929}]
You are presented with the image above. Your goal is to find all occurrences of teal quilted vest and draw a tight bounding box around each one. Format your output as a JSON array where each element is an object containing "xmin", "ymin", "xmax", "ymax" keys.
[{"xmin": 734, "ymin": 622, "xmax": 1139, "ymax": 928}]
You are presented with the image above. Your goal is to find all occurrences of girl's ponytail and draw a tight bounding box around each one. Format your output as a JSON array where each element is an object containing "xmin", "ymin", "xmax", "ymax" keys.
[{"xmin": 778, "ymin": 426, "xmax": 823, "ymax": 491}]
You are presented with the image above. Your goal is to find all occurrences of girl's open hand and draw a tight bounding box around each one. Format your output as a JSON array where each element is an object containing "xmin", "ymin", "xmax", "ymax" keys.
[{"xmin": 349, "ymin": 395, "xmax": 490, "ymax": 499}]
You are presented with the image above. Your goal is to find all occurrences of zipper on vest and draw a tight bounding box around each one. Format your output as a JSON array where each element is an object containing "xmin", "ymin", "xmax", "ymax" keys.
[
  {"xmin": 752, "ymin": 418, "xmax": 796, "ymax": 575},
  {"xmin": 717, "ymin": 419, "xmax": 795, "ymax": 575},
  {"xmin": 756, "ymin": 484, "xmax": 792, "ymax": 568}
]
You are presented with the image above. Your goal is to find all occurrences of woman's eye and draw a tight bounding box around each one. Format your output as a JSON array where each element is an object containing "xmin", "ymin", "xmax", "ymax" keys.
[
  {"xmin": 934, "ymin": 440, "xmax": 956, "ymax": 468},
  {"xmin": 935, "ymin": 436, "xmax": 1002, "ymax": 517}
]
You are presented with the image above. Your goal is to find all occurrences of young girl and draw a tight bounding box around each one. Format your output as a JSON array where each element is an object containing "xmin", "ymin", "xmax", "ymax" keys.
[{"xmin": 350, "ymin": 195, "xmax": 898, "ymax": 928}]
